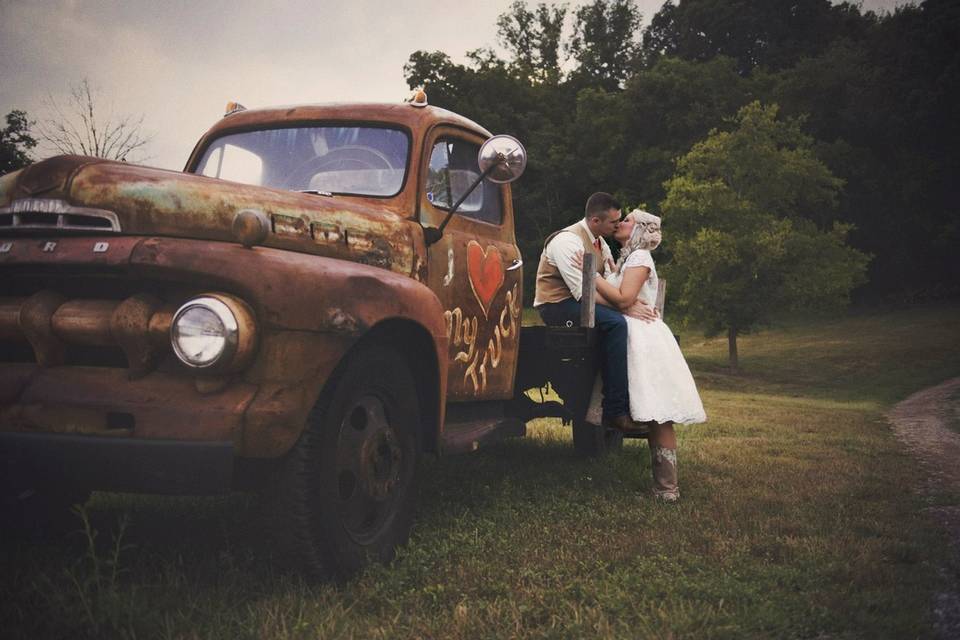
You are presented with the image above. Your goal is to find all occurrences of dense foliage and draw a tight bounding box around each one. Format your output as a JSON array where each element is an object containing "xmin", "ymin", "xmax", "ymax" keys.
[
  {"xmin": 404, "ymin": 0, "xmax": 959, "ymax": 305},
  {"xmin": 661, "ymin": 102, "xmax": 870, "ymax": 365},
  {"xmin": 0, "ymin": 110, "xmax": 36, "ymax": 174}
]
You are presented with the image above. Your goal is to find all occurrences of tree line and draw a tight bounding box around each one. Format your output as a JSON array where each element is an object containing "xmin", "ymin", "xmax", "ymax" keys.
[{"xmin": 404, "ymin": 0, "xmax": 958, "ymax": 317}]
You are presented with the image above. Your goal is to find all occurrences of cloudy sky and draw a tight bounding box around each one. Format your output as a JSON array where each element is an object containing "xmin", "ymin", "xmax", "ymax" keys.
[{"xmin": 1, "ymin": 0, "xmax": 910, "ymax": 171}]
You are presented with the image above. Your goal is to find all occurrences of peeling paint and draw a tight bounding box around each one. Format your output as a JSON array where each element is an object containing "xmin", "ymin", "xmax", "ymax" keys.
[
  {"xmin": 311, "ymin": 222, "xmax": 342, "ymax": 244},
  {"xmin": 326, "ymin": 308, "xmax": 363, "ymax": 334},
  {"xmin": 272, "ymin": 214, "xmax": 309, "ymax": 236}
]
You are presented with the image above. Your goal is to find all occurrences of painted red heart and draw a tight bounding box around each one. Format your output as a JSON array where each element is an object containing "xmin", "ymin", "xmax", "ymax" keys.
[{"xmin": 466, "ymin": 241, "xmax": 504, "ymax": 318}]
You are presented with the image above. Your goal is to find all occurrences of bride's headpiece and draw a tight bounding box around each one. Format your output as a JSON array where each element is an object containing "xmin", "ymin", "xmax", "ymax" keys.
[
  {"xmin": 631, "ymin": 208, "xmax": 660, "ymax": 227},
  {"xmin": 616, "ymin": 209, "xmax": 662, "ymax": 270}
]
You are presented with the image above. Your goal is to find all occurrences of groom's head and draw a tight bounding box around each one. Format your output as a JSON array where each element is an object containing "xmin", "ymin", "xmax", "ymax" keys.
[{"xmin": 584, "ymin": 192, "xmax": 622, "ymax": 239}]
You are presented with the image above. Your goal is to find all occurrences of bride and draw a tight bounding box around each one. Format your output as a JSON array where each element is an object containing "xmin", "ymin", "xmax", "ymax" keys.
[{"xmin": 588, "ymin": 208, "xmax": 706, "ymax": 501}]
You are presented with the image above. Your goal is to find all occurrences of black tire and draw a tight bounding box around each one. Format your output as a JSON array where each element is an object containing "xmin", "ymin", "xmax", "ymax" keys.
[
  {"xmin": 572, "ymin": 420, "xmax": 624, "ymax": 457},
  {"xmin": 271, "ymin": 345, "xmax": 421, "ymax": 579}
]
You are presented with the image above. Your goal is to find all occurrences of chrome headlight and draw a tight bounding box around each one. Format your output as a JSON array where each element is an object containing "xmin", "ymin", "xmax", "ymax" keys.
[{"xmin": 170, "ymin": 294, "xmax": 257, "ymax": 371}]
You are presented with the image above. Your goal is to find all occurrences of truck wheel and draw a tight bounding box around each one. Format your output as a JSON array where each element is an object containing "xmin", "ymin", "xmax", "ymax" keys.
[
  {"xmin": 271, "ymin": 345, "xmax": 421, "ymax": 579},
  {"xmin": 572, "ymin": 420, "xmax": 623, "ymax": 457}
]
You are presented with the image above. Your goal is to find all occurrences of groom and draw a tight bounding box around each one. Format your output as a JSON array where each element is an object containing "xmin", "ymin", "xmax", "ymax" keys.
[{"xmin": 533, "ymin": 192, "xmax": 633, "ymax": 431}]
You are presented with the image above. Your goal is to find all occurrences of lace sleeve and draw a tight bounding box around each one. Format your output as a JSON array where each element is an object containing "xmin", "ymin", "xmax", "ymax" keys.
[{"xmin": 623, "ymin": 249, "xmax": 654, "ymax": 271}]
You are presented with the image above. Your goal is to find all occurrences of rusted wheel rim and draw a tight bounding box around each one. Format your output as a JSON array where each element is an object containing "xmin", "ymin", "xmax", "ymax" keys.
[{"xmin": 334, "ymin": 394, "xmax": 405, "ymax": 543}]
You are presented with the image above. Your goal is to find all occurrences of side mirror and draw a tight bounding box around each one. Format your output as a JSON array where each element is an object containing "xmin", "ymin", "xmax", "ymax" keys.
[
  {"xmin": 478, "ymin": 135, "xmax": 527, "ymax": 184},
  {"xmin": 425, "ymin": 135, "xmax": 527, "ymax": 246}
]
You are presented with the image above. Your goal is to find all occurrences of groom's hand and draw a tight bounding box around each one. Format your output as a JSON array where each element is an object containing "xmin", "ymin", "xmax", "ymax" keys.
[{"xmin": 625, "ymin": 301, "xmax": 658, "ymax": 322}]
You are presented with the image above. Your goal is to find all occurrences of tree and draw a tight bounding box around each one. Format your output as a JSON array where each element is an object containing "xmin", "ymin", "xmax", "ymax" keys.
[
  {"xmin": 403, "ymin": 51, "xmax": 467, "ymax": 107},
  {"xmin": 567, "ymin": 0, "xmax": 642, "ymax": 90},
  {"xmin": 641, "ymin": 0, "xmax": 874, "ymax": 74},
  {"xmin": 661, "ymin": 102, "xmax": 869, "ymax": 368},
  {"xmin": 496, "ymin": 1, "xmax": 568, "ymax": 83},
  {"xmin": 0, "ymin": 110, "xmax": 37, "ymax": 174},
  {"xmin": 37, "ymin": 78, "xmax": 151, "ymax": 162},
  {"xmin": 563, "ymin": 55, "xmax": 757, "ymax": 219},
  {"xmin": 766, "ymin": 1, "xmax": 960, "ymax": 300}
]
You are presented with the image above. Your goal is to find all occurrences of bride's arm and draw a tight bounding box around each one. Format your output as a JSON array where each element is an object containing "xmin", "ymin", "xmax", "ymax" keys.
[
  {"xmin": 572, "ymin": 252, "xmax": 652, "ymax": 314},
  {"xmin": 605, "ymin": 266, "xmax": 650, "ymax": 310},
  {"xmin": 618, "ymin": 267, "xmax": 658, "ymax": 321},
  {"xmin": 596, "ymin": 267, "xmax": 657, "ymax": 321},
  {"xmin": 593, "ymin": 276, "xmax": 628, "ymax": 307},
  {"xmin": 595, "ymin": 288, "xmax": 619, "ymax": 308}
]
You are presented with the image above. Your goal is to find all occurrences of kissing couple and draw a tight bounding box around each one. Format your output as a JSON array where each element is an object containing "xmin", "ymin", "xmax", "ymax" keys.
[{"xmin": 533, "ymin": 192, "xmax": 706, "ymax": 501}]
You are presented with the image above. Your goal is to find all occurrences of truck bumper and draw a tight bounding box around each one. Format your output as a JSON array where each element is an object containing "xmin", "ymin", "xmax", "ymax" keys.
[
  {"xmin": 0, "ymin": 363, "xmax": 256, "ymax": 494},
  {"xmin": 0, "ymin": 364, "xmax": 257, "ymax": 441},
  {"xmin": 1, "ymin": 432, "xmax": 234, "ymax": 494}
]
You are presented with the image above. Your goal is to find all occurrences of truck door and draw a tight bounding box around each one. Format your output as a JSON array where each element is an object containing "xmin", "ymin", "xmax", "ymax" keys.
[{"xmin": 419, "ymin": 128, "xmax": 523, "ymax": 401}]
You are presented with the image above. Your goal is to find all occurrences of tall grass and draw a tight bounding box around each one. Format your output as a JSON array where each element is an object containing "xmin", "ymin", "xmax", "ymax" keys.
[{"xmin": 3, "ymin": 305, "xmax": 959, "ymax": 639}]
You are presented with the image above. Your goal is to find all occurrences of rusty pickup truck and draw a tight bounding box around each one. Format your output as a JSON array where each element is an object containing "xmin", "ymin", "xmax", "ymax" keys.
[{"xmin": 0, "ymin": 96, "xmax": 623, "ymax": 576}]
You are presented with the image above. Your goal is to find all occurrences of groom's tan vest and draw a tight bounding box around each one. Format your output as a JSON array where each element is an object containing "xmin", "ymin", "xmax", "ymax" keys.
[{"xmin": 534, "ymin": 221, "xmax": 605, "ymax": 306}]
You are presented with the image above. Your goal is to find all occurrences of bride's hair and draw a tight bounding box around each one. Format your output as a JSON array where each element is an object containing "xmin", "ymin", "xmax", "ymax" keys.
[{"xmin": 615, "ymin": 209, "xmax": 662, "ymax": 272}]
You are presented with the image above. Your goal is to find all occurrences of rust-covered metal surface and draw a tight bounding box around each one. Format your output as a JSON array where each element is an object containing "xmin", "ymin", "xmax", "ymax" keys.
[
  {"xmin": 0, "ymin": 168, "xmax": 23, "ymax": 206},
  {"xmin": 0, "ymin": 365, "xmax": 256, "ymax": 442},
  {"xmin": 414, "ymin": 125, "xmax": 523, "ymax": 401},
  {"xmin": 125, "ymin": 236, "xmax": 448, "ymax": 334},
  {"xmin": 1, "ymin": 156, "xmax": 421, "ymax": 279},
  {"xmin": 0, "ymin": 101, "xmax": 520, "ymax": 469},
  {"xmin": 0, "ymin": 234, "xmax": 449, "ymax": 457}
]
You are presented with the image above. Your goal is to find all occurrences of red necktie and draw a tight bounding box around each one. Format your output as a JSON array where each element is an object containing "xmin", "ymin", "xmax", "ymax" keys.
[{"xmin": 594, "ymin": 238, "xmax": 602, "ymax": 252}]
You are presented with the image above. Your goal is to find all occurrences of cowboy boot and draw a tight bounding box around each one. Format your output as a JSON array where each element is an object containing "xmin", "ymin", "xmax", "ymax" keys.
[{"xmin": 650, "ymin": 445, "xmax": 680, "ymax": 502}]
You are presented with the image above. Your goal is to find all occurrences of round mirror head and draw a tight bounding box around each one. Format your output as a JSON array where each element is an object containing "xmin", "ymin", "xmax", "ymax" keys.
[{"xmin": 478, "ymin": 135, "xmax": 527, "ymax": 184}]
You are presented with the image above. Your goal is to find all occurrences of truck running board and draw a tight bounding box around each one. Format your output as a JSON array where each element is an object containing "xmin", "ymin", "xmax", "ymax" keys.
[{"xmin": 440, "ymin": 417, "xmax": 526, "ymax": 455}]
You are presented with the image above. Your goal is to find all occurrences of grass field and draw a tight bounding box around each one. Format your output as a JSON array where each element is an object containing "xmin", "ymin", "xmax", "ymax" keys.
[{"xmin": 4, "ymin": 305, "xmax": 960, "ymax": 639}]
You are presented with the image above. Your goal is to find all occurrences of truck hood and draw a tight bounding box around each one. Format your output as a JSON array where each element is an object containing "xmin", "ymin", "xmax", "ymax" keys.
[{"xmin": 0, "ymin": 155, "xmax": 420, "ymax": 277}]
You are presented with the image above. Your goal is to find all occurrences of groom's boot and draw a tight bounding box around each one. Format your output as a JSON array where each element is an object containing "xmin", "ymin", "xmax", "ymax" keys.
[
  {"xmin": 604, "ymin": 414, "xmax": 634, "ymax": 431},
  {"xmin": 650, "ymin": 446, "xmax": 680, "ymax": 502}
]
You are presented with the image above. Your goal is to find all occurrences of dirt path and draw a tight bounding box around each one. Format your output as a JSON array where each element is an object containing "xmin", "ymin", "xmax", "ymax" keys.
[{"xmin": 887, "ymin": 377, "xmax": 960, "ymax": 638}]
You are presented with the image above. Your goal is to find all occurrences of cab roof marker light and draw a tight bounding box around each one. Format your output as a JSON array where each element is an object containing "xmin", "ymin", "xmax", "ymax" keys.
[
  {"xmin": 407, "ymin": 88, "xmax": 428, "ymax": 108},
  {"xmin": 224, "ymin": 101, "xmax": 247, "ymax": 117}
]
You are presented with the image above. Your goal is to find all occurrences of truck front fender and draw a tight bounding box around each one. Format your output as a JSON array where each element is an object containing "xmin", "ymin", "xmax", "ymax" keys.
[{"xmin": 129, "ymin": 237, "xmax": 448, "ymax": 458}]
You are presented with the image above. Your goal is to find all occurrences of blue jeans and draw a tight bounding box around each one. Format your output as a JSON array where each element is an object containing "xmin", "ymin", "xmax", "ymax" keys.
[{"xmin": 536, "ymin": 299, "xmax": 629, "ymax": 419}]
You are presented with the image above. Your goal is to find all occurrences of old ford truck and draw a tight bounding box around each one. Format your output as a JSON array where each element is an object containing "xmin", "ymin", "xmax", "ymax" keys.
[{"xmin": 0, "ymin": 95, "xmax": 624, "ymax": 576}]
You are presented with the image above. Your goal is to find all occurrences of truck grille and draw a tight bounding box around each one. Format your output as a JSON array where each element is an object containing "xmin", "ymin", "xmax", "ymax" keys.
[
  {"xmin": 1, "ymin": 270, "xmax": 201, "ymax": 373},
  {"xmin": 0, "ymin": 198, "xmax": 120, "ymax": 232},
  {"xmin": 0, "ymin": 291, "xmax": 176, "ymax": 373}
]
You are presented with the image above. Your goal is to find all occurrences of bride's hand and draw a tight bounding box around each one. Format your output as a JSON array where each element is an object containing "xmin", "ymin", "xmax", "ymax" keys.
[
  {"xmin": 571, "ymin": 250, "xmax": 584, "ymax": 270},
  {"xmin": 625, "ymin": 301, "xmax": 658, "ymax": 322}
]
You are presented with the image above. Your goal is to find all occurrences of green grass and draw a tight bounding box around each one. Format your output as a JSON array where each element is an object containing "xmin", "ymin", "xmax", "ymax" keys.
[
  {"xmin": 677, "ymin": 305, "xmax": 960, "ymax": 406},
  {"xmin": 4, "ymin": 305, "xmax": 960, "ymax": 639}
]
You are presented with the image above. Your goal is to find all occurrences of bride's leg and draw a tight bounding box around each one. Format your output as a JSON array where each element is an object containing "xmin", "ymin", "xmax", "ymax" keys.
[
  {"xmin": 649, "ymin": 421, "xmax": 676, "ymax": 449},
  {"xmin": 649, "ymin": 421, "xmax": 679, "ymax": 501}
]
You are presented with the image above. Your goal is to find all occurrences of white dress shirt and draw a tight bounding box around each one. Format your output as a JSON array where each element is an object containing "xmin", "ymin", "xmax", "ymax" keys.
[{"xmin": 542, "ymin": 219, "xmax": 615, "ymax": 302}]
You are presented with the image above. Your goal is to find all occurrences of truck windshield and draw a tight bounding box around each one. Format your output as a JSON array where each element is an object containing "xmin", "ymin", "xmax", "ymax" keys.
[{"xmin": 194, "ymin": 126, "xmax": 409, "ymax": 197}]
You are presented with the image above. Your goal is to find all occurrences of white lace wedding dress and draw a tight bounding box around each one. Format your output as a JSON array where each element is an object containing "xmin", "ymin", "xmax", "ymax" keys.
[{"xmin": 587, "ymin": 249, "xmax": 707, "ymax": 425}]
